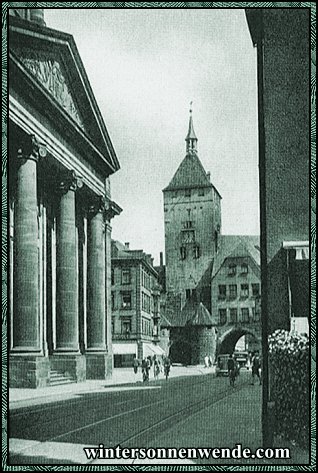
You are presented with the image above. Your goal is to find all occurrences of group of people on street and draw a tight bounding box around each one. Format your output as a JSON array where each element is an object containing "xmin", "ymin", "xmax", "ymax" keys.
[
  {"xmin": 227, "ymin": 350, "xmax": 261, "ymax": 387},
  {"xmin": 133, "ymin": 354, "xmax": 171, "ymax": 382}
]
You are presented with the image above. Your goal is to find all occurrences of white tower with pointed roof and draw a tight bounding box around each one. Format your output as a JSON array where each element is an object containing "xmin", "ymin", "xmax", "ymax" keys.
[{"xmin": 163, "ymin": 108, "xmax": 222, "ymax": 312}]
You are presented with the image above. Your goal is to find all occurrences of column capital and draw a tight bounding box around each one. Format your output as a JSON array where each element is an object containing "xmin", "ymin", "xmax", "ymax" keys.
[
  {"xmin": 17, "ymin": 134, "xmax": 47, "ymax": 163},
  {"xmin": 59, "ymin": 170, "xmax": 83, "ymax": 193},
  {"xmin": 88, "ymin": 195, "xmax": 107, "ymax": 216},
  {"xmin": 104, "ymin": 199, "xmax": 122, "ymax": 222}
]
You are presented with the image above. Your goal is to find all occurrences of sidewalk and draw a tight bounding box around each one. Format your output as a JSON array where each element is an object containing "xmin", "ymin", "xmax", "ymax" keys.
[{"xmin": 9, "ymin": 365, "xmax": 215, "ymax": 410}]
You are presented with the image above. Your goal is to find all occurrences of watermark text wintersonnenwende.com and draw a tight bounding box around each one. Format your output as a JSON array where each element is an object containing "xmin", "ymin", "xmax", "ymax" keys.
[{"xmin": 84, "ymin": 444, "xmax": 291, "ymax": 461}]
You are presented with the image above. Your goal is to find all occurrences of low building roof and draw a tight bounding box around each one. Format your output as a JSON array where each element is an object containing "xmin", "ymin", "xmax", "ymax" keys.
[{"xmin": 212, "ymin": 235, "xmax": 260, "ymax": 279}]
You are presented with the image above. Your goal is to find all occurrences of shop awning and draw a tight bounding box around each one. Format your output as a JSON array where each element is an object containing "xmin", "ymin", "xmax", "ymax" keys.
[
  {"xmin": 112, "ymin": 342, "xmax": 137, "ymax": 355},
  {"xmin": 282, "ymin": 241, "xmax": 309, "ymax": 260},
  {"xmin": 143, "ymin": 343, "xmax": 166, "ymax": 357}
]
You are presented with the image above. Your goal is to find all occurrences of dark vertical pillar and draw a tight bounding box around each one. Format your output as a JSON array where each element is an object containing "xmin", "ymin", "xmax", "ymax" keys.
[
  {"xmin": 104, "ymin": 219, "xmax": 114, "ymax": 376},
  {"xmin": 12, "ymin": 135, "xmax": 42, "ymax": 352},
  {"xmin": 55, "ymin": 171, "xmax": 82, "ymax": 352},
  {"xmin": 86, "ymin": 198, "xmax": 106, "ymax": 351},
  {"xmin": 10, "ymin": 135, "xmax": 50, "ymax": 388}
]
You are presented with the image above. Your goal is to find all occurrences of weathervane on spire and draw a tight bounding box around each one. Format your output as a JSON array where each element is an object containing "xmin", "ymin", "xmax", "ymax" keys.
[
  {"xmin": 185, "ymin": 101, "xmax": 197, "ymax": 153},
  {"xmin": 189, "ymin": 101, "xmax": 193, "ymax": 114}
]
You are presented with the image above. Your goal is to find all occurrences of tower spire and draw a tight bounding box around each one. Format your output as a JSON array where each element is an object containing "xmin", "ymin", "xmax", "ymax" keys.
[{"xmin": 185, "ymin": 101, "xmax": 198, "ymax": 153}]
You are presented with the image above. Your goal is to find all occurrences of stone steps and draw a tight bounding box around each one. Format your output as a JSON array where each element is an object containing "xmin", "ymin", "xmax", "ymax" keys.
[{"xmin": 50, "ymin": 370, "xmax": 75, "ymax": 386}]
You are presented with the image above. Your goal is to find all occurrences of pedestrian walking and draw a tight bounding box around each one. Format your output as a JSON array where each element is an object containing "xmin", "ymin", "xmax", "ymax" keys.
[
  {"xmin": 208, "ymin": 355, "xmax": 213, "ymax": 367},
  {"xmin": 153, "ymin": 355, "xmax": 160, "ymax": 380},
  {"xmin": 133, "ymin": 356, "xmax": 139, "ymax": 378},
  {"xmin": 227, "ymin": 354, "xmax": 236, "ymax": 387},
  {"xmin": 163, "ymin": 356, "xmax": 171, "ymax": 380},
  {"xmin": 251, "ymin": 351, "xmax": 262, "ymax": 385},
  {"xmin": 204, "ymin": 354, "xmax": 209, "ymax": 368},
  {"xmin": 141, "ymin": 358, "xmax": 149, "ymax": 382}
]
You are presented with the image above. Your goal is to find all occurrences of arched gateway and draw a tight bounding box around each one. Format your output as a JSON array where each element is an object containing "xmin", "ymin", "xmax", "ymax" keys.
[{"xmin": 217, "ymin": 326, "xmax": 261, "ymax": 355}]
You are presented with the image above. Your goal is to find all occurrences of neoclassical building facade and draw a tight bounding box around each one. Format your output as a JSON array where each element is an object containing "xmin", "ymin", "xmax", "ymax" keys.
[{"xmin": 8, "ymin": 9, "xmax": 121, "ymax": 387}]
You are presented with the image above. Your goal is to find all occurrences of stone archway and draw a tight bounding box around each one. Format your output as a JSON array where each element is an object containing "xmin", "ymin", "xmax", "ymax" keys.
[{"xmin": 217, "ymin": 326, "xmax": 260, "ymax": 355}]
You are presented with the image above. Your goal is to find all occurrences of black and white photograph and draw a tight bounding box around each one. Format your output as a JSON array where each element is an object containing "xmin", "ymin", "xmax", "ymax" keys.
[{"xmin": 5, "ymin": 3, "xmax": 313, "ymax": 467}]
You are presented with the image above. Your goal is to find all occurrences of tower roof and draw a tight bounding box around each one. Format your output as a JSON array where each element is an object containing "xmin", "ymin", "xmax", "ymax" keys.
[
  {"xmin": 163, "ymin": 152, "xmax": 212, "ymax": 191},
  {"xmin": 185, "ymin": 114, "xmax": 197, "ymax": 141},
  {"xmin": 185, "ymin": 103, "xmax": 198, "ymax": 153}
]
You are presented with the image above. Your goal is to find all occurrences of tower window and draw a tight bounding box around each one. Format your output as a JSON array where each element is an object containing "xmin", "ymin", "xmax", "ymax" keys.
[
  {"xmin": 241, "ymin": 263, "xmax": 248, "ymax": 274},
  {"xmin": 198, "ymin": 188, "xmax": 205, "ymax": 196},
  {"xmin": 182, "ymin": 230, "xmax": 195, "ymax": 243},
  {"xmin": 186, "ymin": 288, "xmax": 191, "ymax": 299},
  {"xmin": 228, "ymin": 264, "xmax": 236, "ymax": 276},
  {"xmin": 185, "ymin": 189, "xmax": 191, "ymax": 197},
  {"xmin": 180, "ymin": 246, "xmax": 186, "ymax": 260},
  {"xmin": 183, "ymin": 220, "xmax": 193, "ymax": 229},
  {"xmin": 193, "ymin": 245, "xmax": 200, "ymax": 259}
]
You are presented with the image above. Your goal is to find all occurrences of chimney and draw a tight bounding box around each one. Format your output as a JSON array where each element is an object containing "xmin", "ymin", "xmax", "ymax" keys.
[
  {"xmin": 160, "ymin": 252, "xmax": 164, "ymax": 266},
  {"xmin": 124, "ymin": 242, "xmax": 130, "ymax": 250},
  {"xmin": 207, "ymin": 172, "xmax": 211, "ymax": 181}
]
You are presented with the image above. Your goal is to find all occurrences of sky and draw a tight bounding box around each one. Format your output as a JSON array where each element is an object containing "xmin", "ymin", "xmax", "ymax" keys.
[{"xmin": 45, "ymin": 8, "xmax": 259, "ymax": 265}]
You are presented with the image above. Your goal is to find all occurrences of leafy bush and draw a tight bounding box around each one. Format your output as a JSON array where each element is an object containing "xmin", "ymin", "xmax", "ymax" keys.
[{"xmin": 269, "ymin": 329, "xmax": 310, "ymax": 448}]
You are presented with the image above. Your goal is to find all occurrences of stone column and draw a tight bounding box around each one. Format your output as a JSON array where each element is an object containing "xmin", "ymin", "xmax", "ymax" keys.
[
  {"xmin": 51, "ymin": 171, "xmax": 86, "ymax": 383},
  {"xmin": 86, "ymin": 197, "xmax": 108, "ymax": 379},
  {"xmin": 55, "ymin": 171, "xmax": 82, "ymax": 352},
  {"xmin": 12, "ymin": 136, "xmax": 42, "ymax": 352},
  {"xmin": 10, "ymin": 135, "xmax": 50, "ymax": 388},
  {"xmin": 86, "ymin": 197, "xmax": 106, "ymax": 351}
]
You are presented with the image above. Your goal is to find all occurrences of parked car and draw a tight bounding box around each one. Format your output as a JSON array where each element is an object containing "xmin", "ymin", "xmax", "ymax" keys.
[
  {"xmin": 216, "ymin": 353, "xmax": 246, "ymax": 376},
  {"xmin": 215, "ymin": 354, "xmax": 231, "ymax": 376},
  {"xmin": 234, "ymin": 351, "xmax": 249, "ymax": 369}
]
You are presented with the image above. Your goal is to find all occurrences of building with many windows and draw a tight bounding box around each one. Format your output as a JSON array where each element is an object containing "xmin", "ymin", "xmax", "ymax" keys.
[
  {"xmin": 111, "ymin": 241, "xmax": 164, "ymax": 366},
  {"xmin": 161, "ymin": 110, "xmax": 261, "ymax": 364},
  {"xmin": 211, "ymin": 236, "xmax": 261, "ymax": 355}
]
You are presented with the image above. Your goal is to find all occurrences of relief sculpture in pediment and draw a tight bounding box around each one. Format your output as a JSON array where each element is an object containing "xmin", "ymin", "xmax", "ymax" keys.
[{"xmin": 16, "ymin": 48, "xmax": 85, "ymax": 130}]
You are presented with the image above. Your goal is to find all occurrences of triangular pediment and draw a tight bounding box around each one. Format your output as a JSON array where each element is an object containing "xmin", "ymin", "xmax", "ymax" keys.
[
  {"xmin": 14, "ymin": 46, "xmax": 85, "ymax": 131},
  {"xmin": 9, "ymin": 16, "xmax": 119, "ymax": 174}
]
